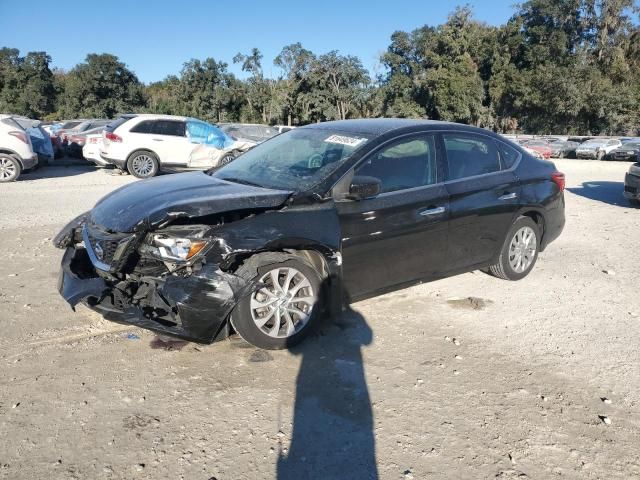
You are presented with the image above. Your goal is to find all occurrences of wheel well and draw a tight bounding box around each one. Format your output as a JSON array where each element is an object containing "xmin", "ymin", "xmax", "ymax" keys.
[
  {"xmin": 126, "ymin": 149, "xmax": 158, "ymax": 169},
  {"xmin": 521, "ymin": 211, "xmax": 545, "ymax": 239},
  {"xmin": 228, "ymin": 248, "xmax": 331, "ymax": 279},
  {"xmin": 0, "ymin": 149, "xmax": 23, "ymax": 168}
]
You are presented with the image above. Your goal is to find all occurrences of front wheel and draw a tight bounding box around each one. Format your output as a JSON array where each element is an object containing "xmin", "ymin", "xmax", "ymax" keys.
[
  {"xmin": 0, "ymin": 154, "xmax": 21, "ymax": 182},
  {"xmin": 231, "ymin": 253, "xmax": 323, "ymax": 350},
  {"xmin": 127, "ymin": 151, "xmax": 159, "ymax": 179},
  {"xmin": 487, "ymin": 217, "xmax": 540, "ymax": 281},
  {"xmin": 219, "ymin": 152, "xmax": 236, "ymax": 166}
]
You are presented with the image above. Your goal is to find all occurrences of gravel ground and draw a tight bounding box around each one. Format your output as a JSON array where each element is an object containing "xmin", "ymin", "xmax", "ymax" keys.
[{"xmin": 0, "ymin": 160, "xmax": 638, "ymax": 479}]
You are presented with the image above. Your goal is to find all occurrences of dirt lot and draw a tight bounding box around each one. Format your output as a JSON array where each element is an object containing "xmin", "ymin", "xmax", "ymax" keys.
[{"xmin": 0, "ymin": 160, "xmax": 638, "ymax": 480}]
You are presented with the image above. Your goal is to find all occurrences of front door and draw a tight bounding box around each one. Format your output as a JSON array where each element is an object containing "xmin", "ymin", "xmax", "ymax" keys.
[{"xmin": 336, "ymin": 134, "xmax": 450, "ymax": 300}]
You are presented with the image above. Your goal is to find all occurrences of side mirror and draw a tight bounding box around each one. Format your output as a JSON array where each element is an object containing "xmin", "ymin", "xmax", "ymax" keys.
[{"xmin": 348, "ymin": 176, "xmax": 381, "ymax": 200}]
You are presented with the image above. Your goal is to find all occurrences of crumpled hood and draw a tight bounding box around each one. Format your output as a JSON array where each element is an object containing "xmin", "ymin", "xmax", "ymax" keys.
[{"xmin": 90, "ymin": 171, "xmax": 293, "ymax": 232}]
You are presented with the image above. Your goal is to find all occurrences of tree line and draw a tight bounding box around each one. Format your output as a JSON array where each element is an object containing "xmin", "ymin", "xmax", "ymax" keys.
[{"xmin": 1, "ymin": 0, "xmax": 639, "ymax": 135}]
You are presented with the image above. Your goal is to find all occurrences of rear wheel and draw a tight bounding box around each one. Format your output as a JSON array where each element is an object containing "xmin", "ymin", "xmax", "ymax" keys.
[
  {"xmin": 0, "ymin": 154, "xmax": 21, "ymax": 182},
  {"xmin": 231, "ymin": 253, "xmax": 323, "ymax": 350},
  {"xmin": 488, "ymin": 216, "xmax": 540, "ymax": 281},
  {"xmin": 127, "ymin": 151, "xmax": 159, "ymax": 178}
]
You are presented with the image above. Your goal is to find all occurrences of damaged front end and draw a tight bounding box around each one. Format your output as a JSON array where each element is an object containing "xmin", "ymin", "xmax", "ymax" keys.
[{"xmin": 55, "ymin": 217, "xmax": 254, "ymax": 344}]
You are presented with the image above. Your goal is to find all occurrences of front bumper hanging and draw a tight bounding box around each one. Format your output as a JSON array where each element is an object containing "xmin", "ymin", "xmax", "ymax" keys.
[{"xmin": 58, "ymin": 246, "xmax": 252, "ymax": 344}]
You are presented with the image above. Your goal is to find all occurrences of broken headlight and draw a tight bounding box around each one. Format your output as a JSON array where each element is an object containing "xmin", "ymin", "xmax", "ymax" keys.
[
  {"xmin": 140, "ymin": 226, "xmax": 210, "ymax": 263},
  {"xmin": 53, "ymin": 211, "xmax": 90, "ymax": 249}
]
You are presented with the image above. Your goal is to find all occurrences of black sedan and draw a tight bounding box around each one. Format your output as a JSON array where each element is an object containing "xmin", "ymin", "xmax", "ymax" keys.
[
  {"xmin": 624, "ymin": 162, "xmax": 640, "ymax": 206},
  {"xmin": 609, "ymin": 142, "xmax": 640, "ymax": 162},
  {"xmin": 54, "ymin": 119, "xmax": 566, "ymax": 350}
]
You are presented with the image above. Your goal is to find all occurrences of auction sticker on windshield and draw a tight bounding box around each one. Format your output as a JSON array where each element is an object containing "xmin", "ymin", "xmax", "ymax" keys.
[{"xmin": 325, "ymin": 134, "xmax": 367, "ymax": 147}]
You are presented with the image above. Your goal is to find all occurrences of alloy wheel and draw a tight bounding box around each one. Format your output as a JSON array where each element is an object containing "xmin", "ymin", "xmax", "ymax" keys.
[
  {"xmin": 0, "ymin": 157, "xmax": 17, "ymax": 181},
  {"xmin": 250, "ymin": 267, "xmax": 316, "ymax": 338},
  {"xmin": 508, "ymin": 226, "xmax": 537, "ymax": 273},
  {"xmin": 131, "ymin": 154, "xmax": 154, "ymax": 177}
]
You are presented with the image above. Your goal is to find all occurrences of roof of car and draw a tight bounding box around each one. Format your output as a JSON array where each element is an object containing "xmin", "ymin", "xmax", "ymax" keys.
[
  {"xmin": 301, "ymin": 118, "xmax": 476, "ymax": 136},
  {"xmin": 131, "ymin": 114, "xmax": 190, "ymax": 121}
]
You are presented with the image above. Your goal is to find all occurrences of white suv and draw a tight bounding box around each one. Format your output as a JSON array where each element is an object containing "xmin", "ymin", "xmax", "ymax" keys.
[
  {"xmin": 100, "ymin": 114, "xmax": 252, "ymax": 178},
  {"xmin": 0, "ymin": 115, "xmax": 38, "ymax": 182}
]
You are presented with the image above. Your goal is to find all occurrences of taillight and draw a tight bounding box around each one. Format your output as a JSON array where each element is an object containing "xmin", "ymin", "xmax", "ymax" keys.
[
  {"xmin": 551, "ymin": 172, "xmax": 565, "ymax": 192},
  {"xmin": 105, "ymin": 132, "xmax": 122, "ymax": 142},
  {"xmin": 9, "ymin": 131, "xmax": 28, "ymax": 144}
]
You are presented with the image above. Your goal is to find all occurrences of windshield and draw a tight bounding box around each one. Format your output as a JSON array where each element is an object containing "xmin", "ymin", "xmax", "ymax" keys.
[{"xmin": 211, "ymin": 128, "xmax": 369, "ymax": 191}]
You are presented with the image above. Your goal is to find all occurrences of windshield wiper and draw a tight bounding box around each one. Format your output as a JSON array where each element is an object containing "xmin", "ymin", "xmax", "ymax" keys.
[{"xmin": 219, "ymin": 177, "xmax": 265, "ymax": 188}]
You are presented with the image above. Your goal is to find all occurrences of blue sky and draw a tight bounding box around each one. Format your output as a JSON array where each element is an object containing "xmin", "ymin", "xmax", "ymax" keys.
[{"xmin": 0, "ymin": 0, "xmax": 516, "ymax": 83}]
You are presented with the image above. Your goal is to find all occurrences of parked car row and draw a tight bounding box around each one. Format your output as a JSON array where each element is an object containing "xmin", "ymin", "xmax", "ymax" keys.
[
  {"xmin": 0, "ymin": 115, "xmax": 39, "ymax": 182},
  {"xmin": 512, "ymin": 136, "xmax": 638, "ymax": 161}
]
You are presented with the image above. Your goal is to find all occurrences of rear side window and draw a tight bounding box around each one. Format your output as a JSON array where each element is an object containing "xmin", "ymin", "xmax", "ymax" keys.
[
  {"xmin": 443, "ymin": 133, "xmax": 501, "ymax": 181},
  {"xmin": 496, "ymin": 141, "xmax": 520, "ymax": 169},
  {"xmin": 130, "ymin": 120, "xmax": 155, "ymax": 134},
  {"xmin": 153, "ymin": 120, "xmax": 185, "ymax": 137}
]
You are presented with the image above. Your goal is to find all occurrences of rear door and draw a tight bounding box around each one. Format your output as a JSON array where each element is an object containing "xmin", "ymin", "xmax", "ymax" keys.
[
  {"xmin": 337, "ymin": 133, "xmax": 450, "ymax": 299},
  {"xmin": 442, "ymin": 132, "xmax": 522, "ymax": 271},
  {"xmin": 149, "ymin": 120, "xmax": 191, "ymax": 166}
]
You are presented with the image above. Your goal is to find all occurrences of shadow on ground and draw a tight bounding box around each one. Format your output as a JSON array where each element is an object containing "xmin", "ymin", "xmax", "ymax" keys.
[
  {"xmin": 18, "ymin": 164, "xmax": 97, "ymax": 181},
  {"xmin": 277, "ymin": 306, "xmax": 378, "ymax": 480},
  {"xmin": 568, "ymin": 181, "xmax": 635, "ymax": 207}
]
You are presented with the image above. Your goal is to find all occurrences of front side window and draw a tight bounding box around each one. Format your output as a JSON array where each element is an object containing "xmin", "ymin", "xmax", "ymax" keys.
[
  {"xmin": 444, "ymin": 133, "xmax": 501, "ymax": 181},
  {"xmin": 356, "ymin": 136, "xmax": 437, "ymax": 193},
  {"xmin": 186, "ymin": 120, "xmax": 231, "ymax": 149}
]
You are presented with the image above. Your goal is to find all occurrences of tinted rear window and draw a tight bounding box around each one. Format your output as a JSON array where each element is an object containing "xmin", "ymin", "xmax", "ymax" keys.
[
  {"xmin": 496, "ymin": 141, "xmax": 520, "ymax": 169},
  {"xmin": 106, "ymin": 116, "xmax": 136, "ymax": 133},
  {"xmin": 153, "ymin": 120, "xmax": 185, "ymax": 136},
  {"xmin": 443, "ymin": 133, "xmax": 501, "ymax": 180},
  {"xmin": 130, "ymin": 120, "xmax": 155, "ymax": 134}
]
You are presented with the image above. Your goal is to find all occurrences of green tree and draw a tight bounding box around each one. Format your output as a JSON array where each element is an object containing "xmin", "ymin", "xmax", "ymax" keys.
[
  {"xmin": 274, "ymin": 43, "xmax": 315, "ymax": 126},
  {"xmin": 59, "ymin": 53, "xmax": 145, "ymax": 118}
]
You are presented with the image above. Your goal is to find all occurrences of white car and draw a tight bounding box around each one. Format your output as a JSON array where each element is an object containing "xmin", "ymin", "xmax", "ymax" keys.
[
  {"xmin": 100, "ymin": 114, "xmax": 252, "ymax": 178},
  {"xmin": 82, "ymin": 133, "xmax": 106, "ymax": 166},
  {"xmin": 575, "ymin": 138, "xmax": 622, "ymax": 160},
  {"xmin": 0, "ymin": 114, "xmax": 38, "ymax": 182}
]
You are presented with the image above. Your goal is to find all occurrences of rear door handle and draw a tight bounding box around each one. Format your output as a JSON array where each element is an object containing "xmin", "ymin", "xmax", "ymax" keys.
[
  {"xmin": 419, "ymin": 206, "xmax": 446, "ymax": 216},
  {"xmin": 498, "ymin": 192, "xmax": 517, "ymax": 200},
  {"xmin": 152, "ymin": 138, "xmax": 164, "ymax": 142}
]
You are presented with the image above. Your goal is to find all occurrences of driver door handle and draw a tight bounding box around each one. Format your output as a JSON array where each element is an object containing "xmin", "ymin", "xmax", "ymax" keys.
[
  {"xmin": 152, "ymin": 138, "xmax": 164, "ymax": 142},
  {"xmin": 419, "ymin": 206, "xmax": 446, "ymax": 216},
  {"xmin": 498, "ymin": 192, "xmax": 517, "ymax": 200}
]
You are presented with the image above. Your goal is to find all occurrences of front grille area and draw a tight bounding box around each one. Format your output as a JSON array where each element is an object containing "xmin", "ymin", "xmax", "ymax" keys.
[
  {"xmin": 625, "ymin": 185, "xmax": 637, "ymax": 194},
  {"xmin": 83, "ymin": 223, "xmax": 135, "ymax": 271}
]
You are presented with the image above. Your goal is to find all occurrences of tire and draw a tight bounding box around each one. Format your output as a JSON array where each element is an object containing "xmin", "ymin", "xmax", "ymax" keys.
[
  {"xmin": 487, "ymin": 216, "xmax": 540, "ymax": 281},
  {"xmin": 230, "ymin": 252, "xmax": 324, "ymax": 350},
  {"xmin": 127, "ymin": 151, "xmax": 159, "ymax": 179},
  {"xmin": 0, "ymin": 154, "xmax": 21, "ymax": 182},
  {"xmin": 219, "ymin": 152, "xmax": 236, "ymax": 166}
]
